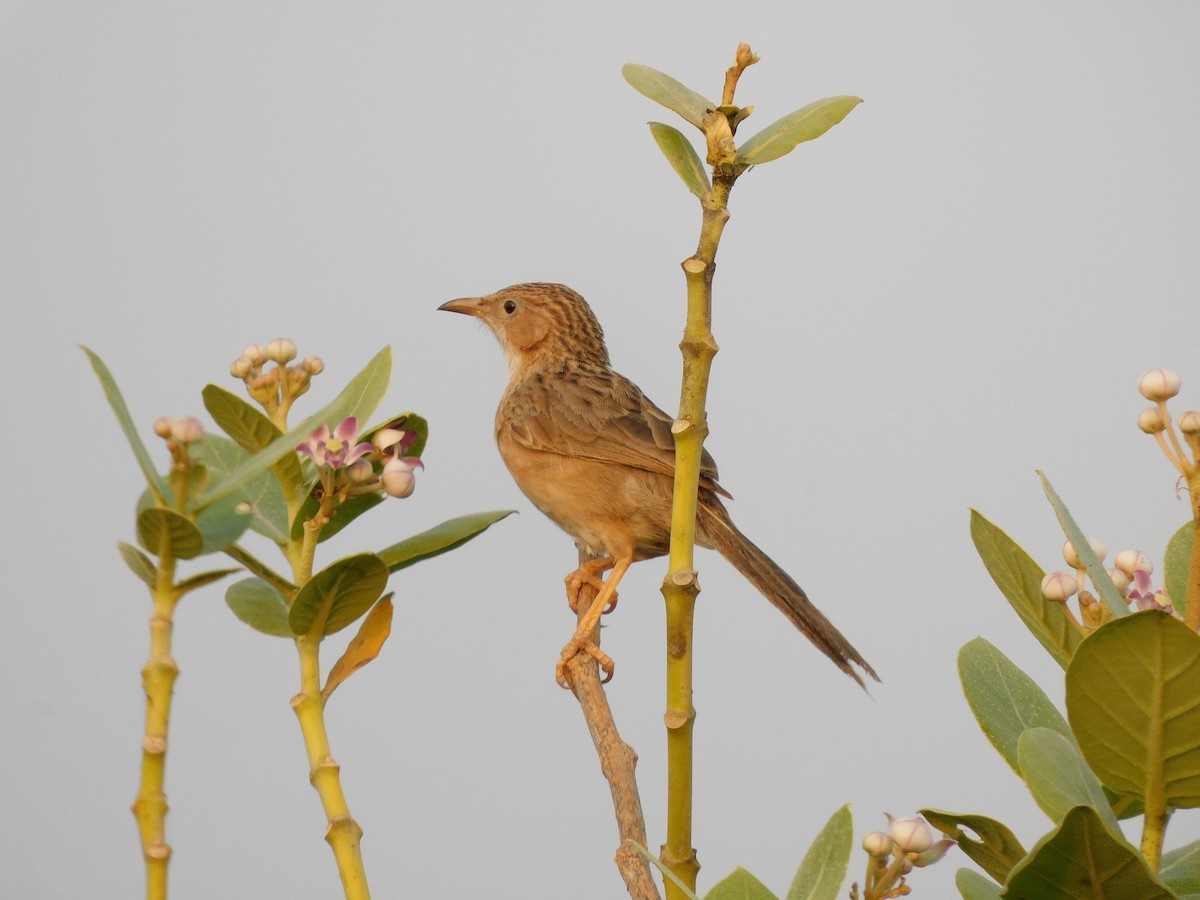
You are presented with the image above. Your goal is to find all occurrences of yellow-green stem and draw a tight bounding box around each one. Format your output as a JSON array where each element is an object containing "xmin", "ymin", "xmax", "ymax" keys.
[
  {"xmin": 131, "ymin": 540, "xmax": 179, "ymax": 900},
  {"xmin": 661, "ymin": 174, "xmax": 734, "ymax": 899},
  {"xmin": 1186, "ymin": 473, "xmax": 1200, "ymax": 631},
  {"xmin": 1140, "ymin": 805, "xmax": 1170, "ymax": 870}
]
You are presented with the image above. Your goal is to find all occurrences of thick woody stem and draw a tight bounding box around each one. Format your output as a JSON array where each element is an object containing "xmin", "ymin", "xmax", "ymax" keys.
[
  {"xmin": 568, "ymin": 550, "xmax": 659, "ymax": 900},
  {"xmin": 661, "ymin": 172, "xmax": 734, "ymax": 900}
]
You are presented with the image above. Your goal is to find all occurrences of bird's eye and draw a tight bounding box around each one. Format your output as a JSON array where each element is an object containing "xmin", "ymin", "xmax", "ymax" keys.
[{"xmin": 503, "ymin": 300, "xmax": 518, "ymax": 315}]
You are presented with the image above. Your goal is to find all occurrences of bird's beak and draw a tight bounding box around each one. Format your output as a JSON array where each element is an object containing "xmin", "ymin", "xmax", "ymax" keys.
[{"xmin": 438, "ymin": 297, "xmax": 486, "ymax": 317}]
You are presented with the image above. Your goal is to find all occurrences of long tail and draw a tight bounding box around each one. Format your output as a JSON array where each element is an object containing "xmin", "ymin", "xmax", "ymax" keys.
[{"xmin": 698, "ymin": 496, "xmax": 878, "ymax": 689}]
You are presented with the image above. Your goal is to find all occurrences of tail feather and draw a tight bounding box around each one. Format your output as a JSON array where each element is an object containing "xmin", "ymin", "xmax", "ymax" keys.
[{"xmin": 698, "ymin": 497, "xmax": 878, "ymax": 689}]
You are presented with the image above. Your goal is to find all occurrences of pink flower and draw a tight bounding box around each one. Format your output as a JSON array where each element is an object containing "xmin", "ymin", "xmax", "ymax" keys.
[{"xmin": 298, "ymin": 417, "xmax": 374, "ymax": 470}]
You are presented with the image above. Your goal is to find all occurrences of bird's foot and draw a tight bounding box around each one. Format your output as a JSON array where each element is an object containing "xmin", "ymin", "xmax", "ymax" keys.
[
  {"xmin": 565, "ymin": 558, "xmax": 617, "ymax": 614},
  {"xmin": 555, "ymin": 636, "xmax": 615, "ymax": 689}
]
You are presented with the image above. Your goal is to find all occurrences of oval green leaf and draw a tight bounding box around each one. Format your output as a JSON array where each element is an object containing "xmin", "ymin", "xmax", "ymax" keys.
[
  {"xmin": 289, "ymin": 553, "xmax": 388, "ymax": 637},
  {"xmin": 786, "ymin": 804, "xmax": 851, "ymax": 900},
  {"xmin": 956, "ymin": 869, "xmax": 1002, "ymax": 900},
  {"xmin": 647, "ymin": 122, "xmax": 711, "ymax": 200},
  {"xmin": 1066, "ymin": 611, "xmax": 1200, "ymax": 809},
  {"xmin": 736, "ymin": 96, "xmax": 861, "ymax": 166},
  {"xmin": 1161, "ymin": 837, "xmax": 1200, "ymax": 895},
  {"xmin": 1039, "ymin": 472, "xmax": 1129, "ymax": 618},
  {"xmin": 225, "ymin": 577, "xmax": 293, "ymax": 638},
  {"xmin": 194, "ymin": 346, "xmax": 391, "ymax": 511},
  {"xmin": 969, "ymin": 510, "xmax": 1082, "ymax": 668},
  {"xmin": 958, "ymin": 637, "xmax": 1072, "ymax": 776},
  {"xmin": 622, "ymin": 63, "xmax": 714, "ymax": 130},
  {"xmin": 705, "ymin": 867, "xmax": 779, "ymax": 900},
  {"xmin": 1017, "ymin": 728, "xmax": 1120, "ymax": 833},
  {"xmin": 1164, "ymin": 520, "xmax": 1193, "ymax": 621},
  {"xmin": 201, "ymin": 386, "xmax": 305, "ymax": 494},
  {"xmin": 1003, "ymin": 805, "xmax": 1174, "ymax": 899},
  {"xmin": 137, "ymin": 507, "xmax": 204, "ymax": 560},
  {"xmin": 921, "ymin": 809, "xmax": 1026, "ymax": 884},
  {"xmin": 192, "ymin": 434, "xmax": 289, "ymax": 543},
  {"xmin": 117, "ymin": 540, "xmax": 157, "ymax": 589},
  {"xmin": 377, "ymin": 510, "xmax": 516, "ymax": 573},
  {"xmin": 175, "ymin": 568, "xmax": 239, "ymax": 597}
]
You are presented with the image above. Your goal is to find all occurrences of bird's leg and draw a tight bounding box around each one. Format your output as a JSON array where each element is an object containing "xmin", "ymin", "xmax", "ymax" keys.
[
  {"xmin": 564, "ymin": 556, "xmax": 618, "ymax": 614},
  {"xmin": 556, "ymin": 556, "xmax": 633, "ymax": 689}
]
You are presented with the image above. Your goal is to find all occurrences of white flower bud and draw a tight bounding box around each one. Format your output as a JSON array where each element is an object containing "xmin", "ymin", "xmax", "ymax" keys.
[
  {"xmin": 1063, "ymin": 537, "xmax": 1106, "ymax": 568},
  {"xmin": 1108, "ymin": 567, "xmax": 1130, "ymax": 591},
  {"xmin": 265, "ymin": 338, "xmax": 297, "ymax": 364},
  {"xmin": 1041, "ymin": 571, "xmax": 1077, "ymax": 602},
  {"xmin": 302, "ymin": 355, "xmax": 325, "ymax": 375},
  {"xmin": 230, "ymin": 357, "xmax": 253, "ymax": 378},
  {"xmin": 346, "ymin": 458, "xmax": 375, "ymax": 485},
  {"xmin": 1139, "ymin": 369, "xmax": 1181, "ymax": 402},
  {"xmin": 381, "ymin": 457, "xmax": 420, "ymax": 498},
  {"xmin": 1138, "ymin": 407, "xmax": 1167, "ymax": 434},
  {"xmin": 888, "ymin": 816, "xmax": 933, "ymax": 853},
  {"xmin": 1180, "ymin": 411, "xmax": 1200, "ymax": 436},
  {"xmin": 861, "ymin": 831, "xmax": 893, "ymax": 858},
  {"xmin": 169, "ymin": 416, "xmax": 204, "ymax": 444},
  {"xmin": 1114, "ymin": 549, "xmax": 1152, "ymax": 577},
  {"xmin": 153, "ymin": 417, "xmax": 174, "ymax": 438},
  {"xmin": 242, "ymin": 343, "xmax": 265, "ymax": 364}
]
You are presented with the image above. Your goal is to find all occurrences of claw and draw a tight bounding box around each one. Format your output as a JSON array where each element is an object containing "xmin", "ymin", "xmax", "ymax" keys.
[{"xmin": 556, "ymin": 637, "xmax": 616, "ymax": 689}]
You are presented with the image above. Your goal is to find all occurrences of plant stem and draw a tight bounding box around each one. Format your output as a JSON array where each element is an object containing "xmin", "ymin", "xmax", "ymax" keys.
[
  {"xmin": 1186, "ymin": 473, "xmax": 1200, "ymax": 631},
  {"xmin": 131, "ymin": 541, "xmax": 179, "ymax": 900},
  {"xmin": 660, "ymin": 173, "xmax": 734, "ymax": 899},
  {"xmin": 292, "ymin": 636, "xmax": 370, "ymax": 899},
  {"xmin": 1140, "ymin": 804, "xmax": 1170, "ymax": 870}
]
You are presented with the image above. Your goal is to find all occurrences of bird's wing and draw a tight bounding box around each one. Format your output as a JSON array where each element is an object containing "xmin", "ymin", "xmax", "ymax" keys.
[{"xmin": 501, "ymin": 365, "xmax": 731, "ymax": 497}]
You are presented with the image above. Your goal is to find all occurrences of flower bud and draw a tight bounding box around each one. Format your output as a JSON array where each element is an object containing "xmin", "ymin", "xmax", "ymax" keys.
[
  {"xmin": 153, "ymin": 417, "xmax": 174, "ymax": 438},
  {"xmin": 1041, "ymin": 571, "xmax": 1077, "ymax": 602},
  {"xmin": 1138, "ymin": 407, "xmax": 1167, "ymax": 434},
  {"xmin": 1139, "ymin": 369, "xmax": 1181, "ymax": 402},
  {"xmin": 1180, "ymin": 411, "xmax": 1200, "ymax": 436},
  {"xmin": 912, "ymin": 839, "xmax": 955, "ymax": 868},
  {"xmin": 265, "ymin": 338, "xmax": 297, "ymax": 364},
  {"xmin": 346, "ymin": 458, "xmax": 375, "ymax": 485},
  {"xmin": 1114, "ymin": 549, "xmax": 1152, "ymax": 577},
  {"xmin": 1108, "ymin": 567, "xmax": 1130, "ymax": 591},
  {"xmin": 170, "ymin": 416, "xmax": 204, "ymax": 444},
  {"xmin": 381, "ymin": 456, "xmax": 423, "ymax": 498},
  {"xmin": 861, "ymin": 831, "xmax": 893, "ymax": 858},
  {"xmin": 1063, "ymin": 537, "xmax": 1106, "ymax": 568},
  {"xmin": 242, "ymin": 343, "xmax": 265, "ymax": 365},
  {"xmin": 888, "ymin": 816, "xmax": 933, "ymax": 853},
  {"xmin": 372, "ymin": 428, "xmax": 408, "ymax": 452},
  {"xmin": 230, "ymin": 356, "xmax": 253, "ymax": 379},
  {"xmin": 302, "ymin": 355, "xmax": 325, "ymax": 375}
]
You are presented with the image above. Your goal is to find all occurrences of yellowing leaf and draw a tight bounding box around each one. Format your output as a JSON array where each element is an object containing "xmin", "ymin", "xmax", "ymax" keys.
[{"xmin": 323, "ymin": 595, "xmax": 394, "ymax": 699}]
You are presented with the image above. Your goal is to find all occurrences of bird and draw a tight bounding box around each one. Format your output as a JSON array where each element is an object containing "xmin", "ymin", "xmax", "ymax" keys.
[{"xmin": 439, "ymin": 283, "xmax": 876, "ymax": 689}]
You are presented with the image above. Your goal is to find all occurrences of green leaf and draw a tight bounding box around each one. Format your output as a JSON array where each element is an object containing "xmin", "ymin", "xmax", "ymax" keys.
[
  {"xmin": 289, "ymin": 553, "xmax": 389, "ymax": 637},
  {"xmin": 201, "ymin": 384, "xmax": 305, "ymax": 490},
  {"xmin": 1162, "ymin": 837, "xmax": 1200, "ymax": 894},
  {"xmin": 225, "ymin": 577, "xmax": 293, "ymax": 638},
  {"xmin": 377, "ymin": 510, "xmax": 516, "ymax": 573},
  {"xmin": 193, "ymin": 346, "xmax": 391, "ymax": 511},
  {"xmin": 621, "ymin": 63, "xmax": 715, "ymax": 129},
  {"xmin": 704, "ymin": 867, "xmax": 779, "ymax": 900},
  {"xmin": 82, "ymin": 346, "xmax": 170, "ymax": 504},
  {"xmin": 136, "ymin": 483, "xmax": 252, "ymax": 554},
  {"xmin": 192, "ymin": 434, "xmax": 289, "ymax": 543},
  {"xmin": 1066, "ymin": 611, "xmax": 1200, "ymax": 809},
  {"xmin": 647, "ymin": 122, "xmax": 711, "ymax": 201},
  {"xmin": 175, "ymin": 568, "xmax": 240, "ymax": 596},
  {"xmin": 1017, "ymin": 728, "xmax": 1120, "ymax": 833},
  {"xmin": 969, "ymin": 509, "xmax": 1083, "ymax": 668},
  {"xmin": 955, "ymin": 869, "xmax": 1003, "ymax": 900},
  {"xmin": 1164, "ymin": 520, "xmax": 1193, "ymax": 621},
  {"xmin": 958, "ymin": 637, "xmax": 1073, "ymax": 776},
  {"xmin": 736, "ymin": 96, "xmax": 861, "ymax": 166},
  {"xmin": 921, "ymin": 809, "xmax": 1026, "ymax": 884},
  {"xmin": 137, "ymin": 507, "xmax": 204, "ymax": 560},
  {"xmin": 1038, "ymin": 472, "xmax": 1129, "ymax": 618},
  {"xmin": 117, "ymin": 541, "xmax": 157, "ymax": 588},
  {"xmin": 1002, "ymin": 805, "xmax": 1174, "ymax": 899},
  {"xmin": 785, "ymin": 804, "xmax": 852, "ymax": 900}
]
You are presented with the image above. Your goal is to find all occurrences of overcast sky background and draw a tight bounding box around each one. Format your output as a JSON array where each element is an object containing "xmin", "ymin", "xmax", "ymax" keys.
[{"xmin": 3, "ymin": 3, "xmax": 1199, "ymax": 898}]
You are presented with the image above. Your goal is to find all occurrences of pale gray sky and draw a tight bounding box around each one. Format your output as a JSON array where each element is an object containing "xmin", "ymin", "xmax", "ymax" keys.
[{"xmin": 3, "ymin": 3, "xmax": 1199, "ymax": 898}]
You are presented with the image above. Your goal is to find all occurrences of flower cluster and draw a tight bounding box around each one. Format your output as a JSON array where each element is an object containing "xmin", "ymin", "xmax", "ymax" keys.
[
  {"xmin": 1041, "ymin": 536, "xmax": 1177, "ymax": 631},
  {"xmin": 859, "ymin": 814, "xmax": 954, "ymax": 899},
  {"xmin": 230, "ymin": 338, "xmax": 324, "ymax": 420},
  {"xmin": 297, "ymin": 417, "xmax": 424, "ymax": 528},
  {"xmin": 1137, "ymin": 367, "xmax": 1199, "ymax": 484},
  {"xmin": 153, "ymin": 415, "xmax": 205, "ymax": 471}
]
